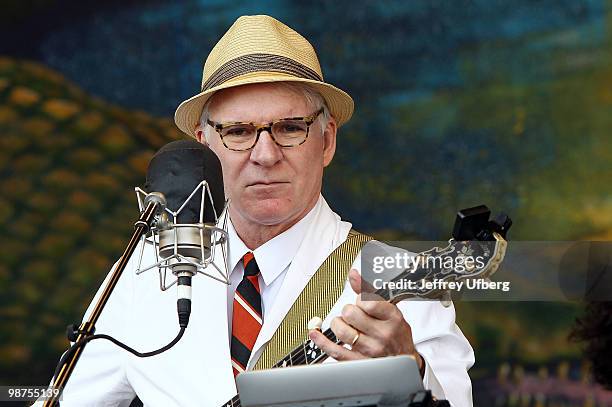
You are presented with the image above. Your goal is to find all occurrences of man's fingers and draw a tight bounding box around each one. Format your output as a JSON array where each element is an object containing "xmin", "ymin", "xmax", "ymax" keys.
[
  {"xmin": 348, "ymin": 269, "xmax": 362, "ymax": 294},
  {"xmin": 349, "ymin": 269, "xmax": 385, "ymax": 301},
  {"xmin": 330, "ymin": 316, "xmax": 361, "ymax": 345},
  {"xmin": 356, "ymin": 296, "xmax": 403, "ymax": 321},
  {"xmin": 330, "ymin": 316, "xmax": 394, "ymax": 358},
  {"xmin": 340, "ymin": 303, "xmax": 380, "ymax": 338},
  {"xmin": 308, "ymin": 329, "xmax": 364, "ymax": 361}
]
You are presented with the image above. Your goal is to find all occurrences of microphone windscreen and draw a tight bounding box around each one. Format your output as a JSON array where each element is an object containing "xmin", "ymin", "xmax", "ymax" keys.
[{"xmin": 144, "ymin": 139, "xmax": 224, "ymax": 224}]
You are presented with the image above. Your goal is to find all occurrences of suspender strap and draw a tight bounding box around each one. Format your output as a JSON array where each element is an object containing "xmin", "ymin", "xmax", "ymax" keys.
[{"xmin": 253, "ymin": 229, "xmax": 373, "ymax": 370}]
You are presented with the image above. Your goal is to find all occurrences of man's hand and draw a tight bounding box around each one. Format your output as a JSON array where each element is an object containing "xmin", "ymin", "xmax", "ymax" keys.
[{"xmin": 308, "ymin": 269, "xmax": 424, "ymax": 372}]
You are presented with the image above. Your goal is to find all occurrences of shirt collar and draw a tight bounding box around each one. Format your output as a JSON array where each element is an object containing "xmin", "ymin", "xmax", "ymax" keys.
[{"xmin": 227, "ymin": 196, "xmax": 322, "ymax": 286}]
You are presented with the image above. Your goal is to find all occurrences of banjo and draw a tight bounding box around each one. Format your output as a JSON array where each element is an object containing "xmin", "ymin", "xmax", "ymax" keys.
[{"xmin": 221, "ymin": 204, "xmax": 512, "ymax": 407}]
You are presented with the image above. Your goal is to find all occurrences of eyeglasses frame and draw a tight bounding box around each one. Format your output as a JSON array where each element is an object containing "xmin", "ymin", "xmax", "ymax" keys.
[{"xmin": 206, "ymin": 108, "xmax": 324, "ymax": 151}]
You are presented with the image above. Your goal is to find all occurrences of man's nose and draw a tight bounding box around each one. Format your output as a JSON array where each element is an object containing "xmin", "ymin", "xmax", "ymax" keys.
[{"xmin": 249, "ymin": 130, "xmax": 283, "ymax": 166}]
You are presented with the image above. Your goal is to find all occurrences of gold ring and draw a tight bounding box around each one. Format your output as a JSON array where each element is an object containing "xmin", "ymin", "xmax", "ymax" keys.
[{"xmin": 350, "ymin": 331, "xmax": 360, "ymax": 346}]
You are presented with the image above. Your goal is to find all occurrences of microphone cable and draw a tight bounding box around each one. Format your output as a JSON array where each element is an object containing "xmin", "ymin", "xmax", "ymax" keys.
[{"xmin": 52, "ymin": 325, "xmax": 186, "ymax": 382}]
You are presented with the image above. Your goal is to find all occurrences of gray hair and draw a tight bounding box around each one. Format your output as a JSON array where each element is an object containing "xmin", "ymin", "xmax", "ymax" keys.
[{"xmin": 199, "ymin": 82, "xmax": 330, "ymax": 142}]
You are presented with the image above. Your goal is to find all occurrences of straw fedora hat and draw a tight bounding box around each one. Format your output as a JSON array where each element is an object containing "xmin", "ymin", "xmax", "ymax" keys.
[{"xmin": 174, "ymin": 15, "xmax": 354, "ymax": 137}]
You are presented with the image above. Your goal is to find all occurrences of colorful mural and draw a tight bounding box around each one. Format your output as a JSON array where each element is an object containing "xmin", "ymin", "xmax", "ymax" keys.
[{"xmin": 0, "ymin": 1, "xmax": 610, "ymax": 405}]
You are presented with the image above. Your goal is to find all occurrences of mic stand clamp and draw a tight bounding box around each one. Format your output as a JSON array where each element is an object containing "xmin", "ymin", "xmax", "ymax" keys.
[
  {"xmin": 43, "ymin": 196, "xmax": 165, "ymax": 406},
  {"xmin": 65, "ymin": 323, "xmax": 94, "ymax": 342}
]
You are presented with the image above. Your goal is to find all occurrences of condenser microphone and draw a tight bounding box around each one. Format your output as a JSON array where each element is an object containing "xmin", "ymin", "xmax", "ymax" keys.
[
  {"xmin": 145, "ymin": 139, "xmax": 224, "ymax": 223},
  {"xmin": 145, "ymin": 139, "xmax": 224, "ymax": 262},
  {"xmin": 138, "ymin": 139, "xmax": 227, "ymax": 328}
]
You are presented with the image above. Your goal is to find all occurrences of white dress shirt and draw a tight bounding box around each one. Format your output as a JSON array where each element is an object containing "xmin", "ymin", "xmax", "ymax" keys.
[
  {"xmin": 225, "ymin": 195, "xmax": 316, "ymax": 349},
  {"xmin": 43, "ymin": 195, "xmax": 474, "ymax": 407}
]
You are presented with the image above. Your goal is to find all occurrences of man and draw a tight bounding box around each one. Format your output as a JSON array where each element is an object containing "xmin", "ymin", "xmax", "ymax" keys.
[{"xmin": 49, "ymin": 15, "xmax": 474, "ymax": 406}]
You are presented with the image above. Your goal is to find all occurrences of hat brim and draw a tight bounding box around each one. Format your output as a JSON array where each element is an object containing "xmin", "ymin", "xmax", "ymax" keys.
[{"xmin": 174, "ymin": 72, "xmax": 354, "ymax": 138}]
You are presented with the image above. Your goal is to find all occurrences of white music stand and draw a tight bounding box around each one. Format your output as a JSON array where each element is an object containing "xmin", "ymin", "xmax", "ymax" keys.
[{"xmin": 236, "ymin": 355, "xmax": 424, "ymax": 407}]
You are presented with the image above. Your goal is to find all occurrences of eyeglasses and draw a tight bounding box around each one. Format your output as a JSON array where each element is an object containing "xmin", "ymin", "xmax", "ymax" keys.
[{"xmin": 207, "ymin": 108, "xmax": 324, "ymax": 151}]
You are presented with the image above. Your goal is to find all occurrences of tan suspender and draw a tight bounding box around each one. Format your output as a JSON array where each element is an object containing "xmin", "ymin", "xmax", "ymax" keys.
[{"xmin": 253, "ymin": 229, "xmax": 372, "ymax": 370}]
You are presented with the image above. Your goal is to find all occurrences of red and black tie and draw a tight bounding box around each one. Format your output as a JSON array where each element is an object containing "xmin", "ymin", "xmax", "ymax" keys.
[{"xmin": 230, "ymin": 252, "xmax": 263, "ymax": 376}]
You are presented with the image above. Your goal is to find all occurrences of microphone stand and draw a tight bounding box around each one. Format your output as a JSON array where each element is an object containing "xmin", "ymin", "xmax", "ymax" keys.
[{"xmin": 44, "ymin": 197, "xmax": 164, "ymax": 406}]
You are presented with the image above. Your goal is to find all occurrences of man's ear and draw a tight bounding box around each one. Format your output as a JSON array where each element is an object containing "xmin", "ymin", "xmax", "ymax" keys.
[
  {"xmin": 195, "ymin": 124, "xmax": 207, "ymax": 145},
  {"xmin": 322, "ymin": 116, "xmax": 337, "ymax": 167}
]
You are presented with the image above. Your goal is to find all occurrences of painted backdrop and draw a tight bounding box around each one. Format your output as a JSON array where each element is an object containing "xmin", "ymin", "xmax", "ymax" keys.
[{"xmin": 1, "ymin": 1, "xmax": 611, "ymax": 405}]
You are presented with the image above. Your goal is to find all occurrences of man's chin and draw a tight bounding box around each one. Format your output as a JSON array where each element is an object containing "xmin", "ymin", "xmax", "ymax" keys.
[{"xmin": 236, "ymin": 198, "xmax": 299, "ymax": 226}]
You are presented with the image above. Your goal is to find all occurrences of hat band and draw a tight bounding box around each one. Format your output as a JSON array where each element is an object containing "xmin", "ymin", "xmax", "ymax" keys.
[{"xmin": 201, "ymin": 53, "xmax": 323, "ymax": 91}]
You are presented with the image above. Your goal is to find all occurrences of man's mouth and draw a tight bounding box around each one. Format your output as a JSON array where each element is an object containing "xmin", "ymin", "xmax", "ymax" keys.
[{"xmin": 247, "ymin": 181, "xmax": 290, "ymax": 187}]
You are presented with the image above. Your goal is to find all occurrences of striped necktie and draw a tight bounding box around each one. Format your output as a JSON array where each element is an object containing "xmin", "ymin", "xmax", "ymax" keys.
[{"xmin": 230, "ymin": 252, "xmax": 263, "ymax": 376}]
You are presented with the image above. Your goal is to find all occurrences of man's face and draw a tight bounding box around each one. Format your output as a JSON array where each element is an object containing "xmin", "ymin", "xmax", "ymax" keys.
[{"xmin": 197, "ymin": 83, "xmax": 337, "ymax": 231}]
